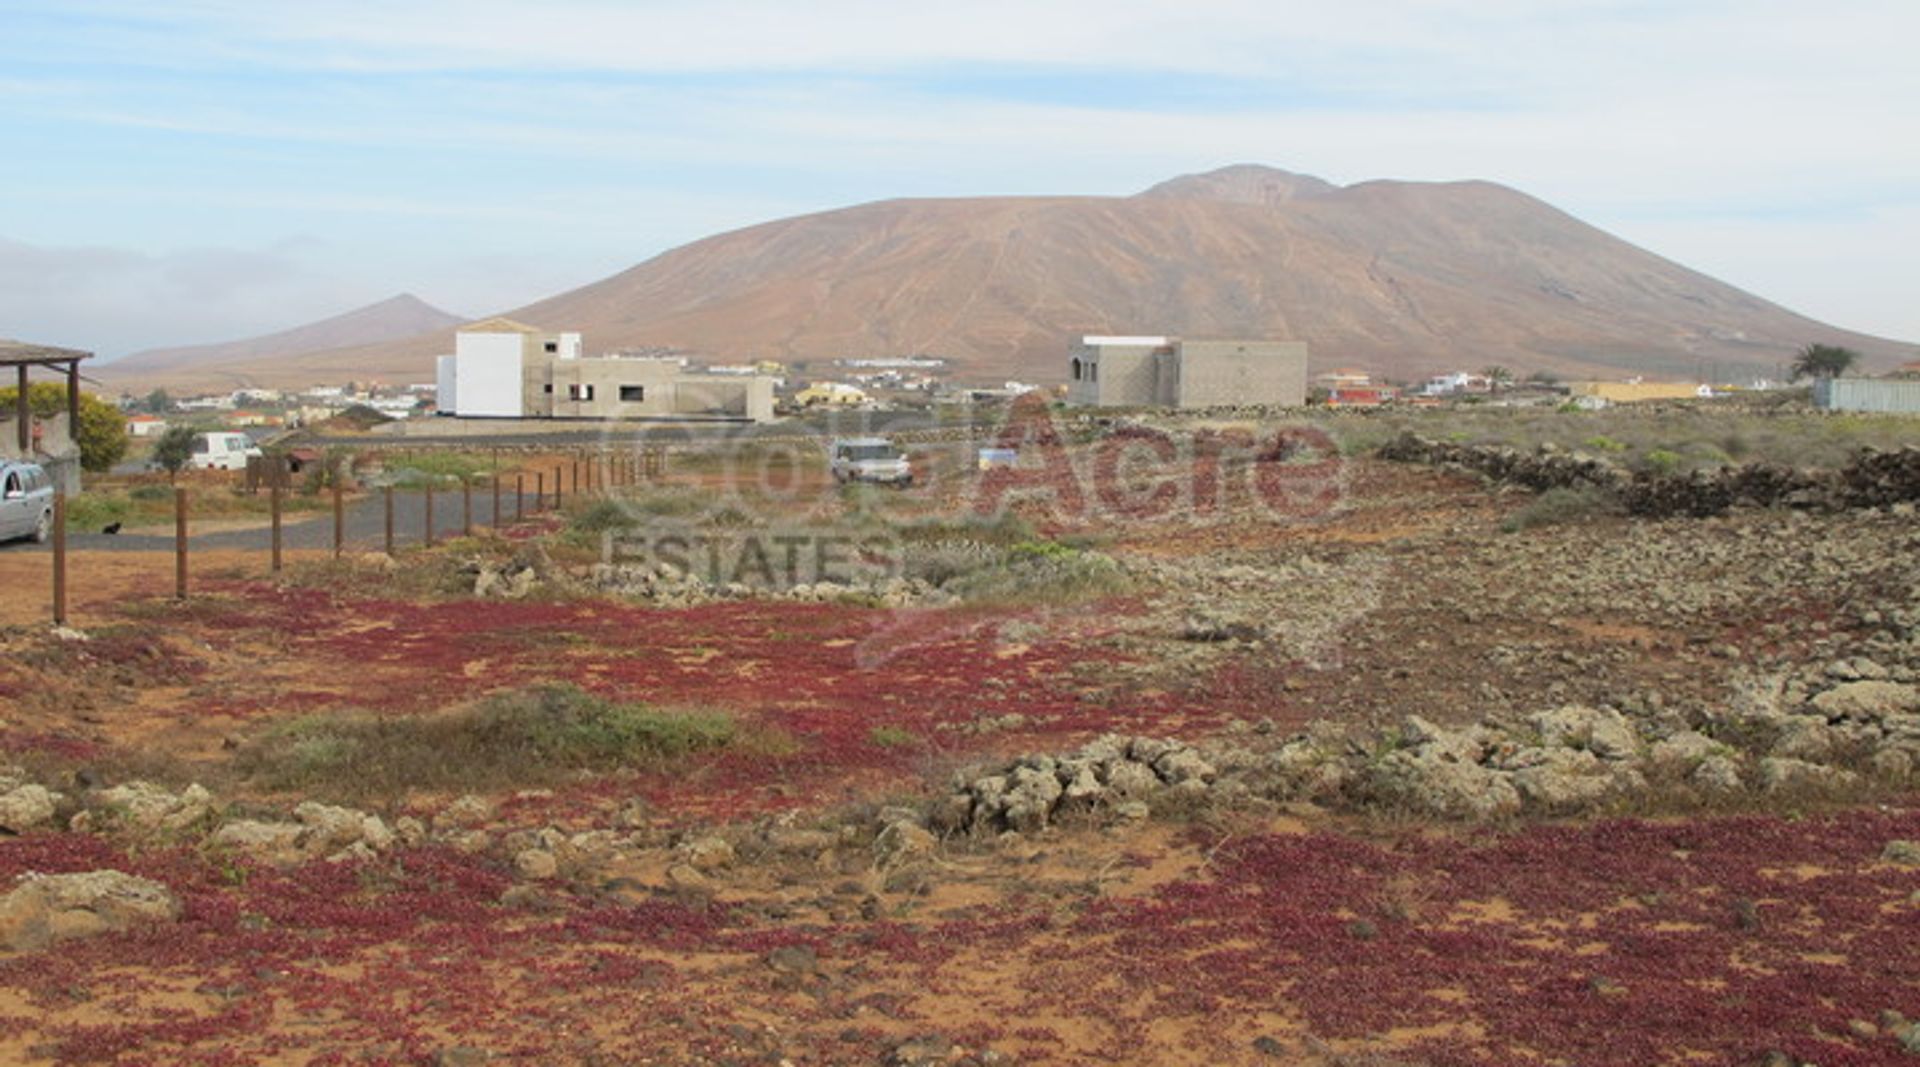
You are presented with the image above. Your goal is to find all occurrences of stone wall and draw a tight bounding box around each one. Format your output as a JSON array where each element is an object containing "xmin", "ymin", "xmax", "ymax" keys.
[{"xmin": 1378, "ymin": 432, "xmax": 1920, "ymax": 518}]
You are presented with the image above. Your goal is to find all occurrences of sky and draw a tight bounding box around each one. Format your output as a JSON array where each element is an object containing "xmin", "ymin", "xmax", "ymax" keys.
[{"xmin": 1, "ymin": 0, "xmax": 1916, "ymax": 360}]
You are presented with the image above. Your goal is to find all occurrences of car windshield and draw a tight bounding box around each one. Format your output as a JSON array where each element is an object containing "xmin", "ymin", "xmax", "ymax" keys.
[{"xmin": 842, "ymin": 444, "xmax": 900, "ymax": 461}]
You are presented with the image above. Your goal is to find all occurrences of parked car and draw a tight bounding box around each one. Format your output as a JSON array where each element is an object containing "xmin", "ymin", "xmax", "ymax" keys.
[
  {"xmin": 828, "ymin": 437, "xmax": 912, "ymax": 486},
  {"xmin": 187, "ymin": 432, "xmax": 263, "ymax": 471},
  {"xmin": 0, "ymin": 461, "xmax": 54, "ymax": 544}
]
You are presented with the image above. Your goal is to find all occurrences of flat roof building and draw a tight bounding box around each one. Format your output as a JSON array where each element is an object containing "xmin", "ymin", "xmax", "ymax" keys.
[
  {"xmin": 1066, "ymin": 335, "xmax": 1308, "ymax": 409},
  {"xmin": 436, "ymin": 320, "xmax": 774, "ymax": 423}
]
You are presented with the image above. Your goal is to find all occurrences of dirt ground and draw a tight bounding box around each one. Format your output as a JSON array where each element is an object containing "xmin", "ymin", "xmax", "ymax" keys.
[{"xmin": 2, "ymin": 436, "xmax": 1919, "ymax": 1066}]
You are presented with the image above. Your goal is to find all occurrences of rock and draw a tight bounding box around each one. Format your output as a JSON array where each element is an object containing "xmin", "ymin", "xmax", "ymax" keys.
[
  {"xmin": 513, "ymin": 848, "xmax": 559, "ymax": 881},
  {"xmin": 675, "ymin": 835, "xmax": 734, "ymax": 871},
  {"xmin": 888, "ymin": 1035, "xmax": 955, "ymax": 1067},
  {"xmin": 0, "ymin": 784, "xmax": 60, "ymax": 833},
  {"xmin": 294, "ymin": 802, "xmax": 394, "ymax": 857},
  {"xmin": 1690, "ymin": 756, "xmax": 1745, "ymax": 794},
  {"xmin": 1769, "ymin": 720, "xmax": 1840, "ymax": 763},
  {"xmin": 873, "ymin": 821, "xmax": 937, "ymax": 868},
  {"xmin": 1528, "ymin": 705, "xmax": 1640, "ymax": 760},
  {"xmin": 764, "ymin": 944, "xmax": 818, "ymax": 976},
  {"xmin": 434, "ymin": 794, "xmax": 494, "ymax": 830},
  {"xmin": 1509, "ymin": 748, "xmax": 1619, "ymax": 811},
  {"xmin": 1152, "ymin": 747, "xmax": 1216, "ymax": 786},
  {"xmin": 1810, "ymin": 681, "xmax": 1920, "ymax": 722},
  {"xmin": 0, "ymin": 870, "xmax": 180, "ymax": 951},
  {"xmin": 1881, "ymin": 840, "xmax": 1920, "ymax": 866},
  {"xmin": 1758, "ymin": 757, "xmax": 1860, "ymax": 795},
  {"xmin": 434, "ymin": 1047, "xmax": 493, "ymax": 1067},
  {"xmin": 1649, "ymin": 731, "xmax": 1720, "ymax": 772},
  {"xmin": 94, "ymin": 781, "xmax": 212, "ymax": 833},
  {"xmin": 1102, "ymin": 760, "xmax": 1162, "ymax": 801},
  {"xmin": 209, "ymin": 820, "xmax": 304, "ymax": 864},
  {"xmin": 1001, "ymin": 765, "xmax": 1064, "ymax": 833},
  {"xmin": 1114, "ymin": 801, "xmax": 1151, "ymax": 821},
  {"xmin": 1371, "ymin": 750, "xmax": 1521, "ymax": 821},
  {"xmin": 664, "ymin": 864, "xmax": 710, "ymax": 893}
]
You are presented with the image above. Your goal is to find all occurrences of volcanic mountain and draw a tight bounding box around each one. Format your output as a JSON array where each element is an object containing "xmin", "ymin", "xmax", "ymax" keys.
[
  {"xmin": 101, "ymin": 293, "xmax": 464, "ymax": 390},
  {"xmin": 119, "ymin": 167, "xmax": 1916, "ymax": 390}
]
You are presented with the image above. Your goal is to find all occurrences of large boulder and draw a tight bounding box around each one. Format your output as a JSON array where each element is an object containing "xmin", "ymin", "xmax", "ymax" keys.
[
  {"xmin": 1528, "ymin": 705, "xmax": 1640, "ymax": 761},
  {"xmin": 1810, "ymin": 681, "xmax": 1920, "ymax": 723},
  {"xmin": 1508, "ymin": 748, "xmax": 1625, "ymax": 812},
  {"xmin": 0, "ymin": 784, "xmax": 61, "ymax": 834},
  {"xmin": 0, "ymin": 870, "xmax": 179, "ymax": 951},
  {"xmin": 1370, "ymin": 749, "xmax": 1520, "ymax": 821},
  {"xmin": 209, "ymin": 820, "xmax": 305, "ymax": 865},
  {"xmin": 95, "ymin": 782, "xmax": 214, "ymax": 833}
]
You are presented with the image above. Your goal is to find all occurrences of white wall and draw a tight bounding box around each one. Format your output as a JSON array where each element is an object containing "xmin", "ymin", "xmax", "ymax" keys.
[
  {"xmin": 434, "ymin": 355, "xmax": 458, "ymax": 415},
  {"xmin": 453, "ymin": 332, "xmax": 525, "ymax": 417}
]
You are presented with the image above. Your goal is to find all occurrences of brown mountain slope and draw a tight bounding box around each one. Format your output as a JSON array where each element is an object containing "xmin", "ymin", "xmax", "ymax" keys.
[
  {"xmin": 100, "ymin": 293, "xmax": 464, "ymax": 391},
  {"xmin": 185, "ymin": 167, "xmax": 1917, "ymax": 390}
]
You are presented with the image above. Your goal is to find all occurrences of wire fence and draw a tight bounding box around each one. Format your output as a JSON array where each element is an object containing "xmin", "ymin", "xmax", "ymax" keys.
[{"xmin": 40, "ymin": 447, "xmax": 666, "ymax": 625}]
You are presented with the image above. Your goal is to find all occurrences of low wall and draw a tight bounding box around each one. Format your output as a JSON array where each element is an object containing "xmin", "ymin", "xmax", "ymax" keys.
[{"xmin": 1378, "ymin": 432, "xmax": 1920, "ymax": 518}]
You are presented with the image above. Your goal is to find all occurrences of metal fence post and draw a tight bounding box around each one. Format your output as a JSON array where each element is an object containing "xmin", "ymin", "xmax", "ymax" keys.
[
  {"xmin": 384, "ymin": 486, "xmax": 395, "ymax": 555},
  {"xmin": 333, "ymin": 485, "xmax": 344, "ymax": 558},
  {"xmin": 515, "ymin": 473, "xmax": 524, "ymax": 521},
  {"xmin": 462, "ymin": 479, "xmax": 473, "ymax": 538},
  {"xmin": 425, "ymin": 486, "xmax": 435, "ymax": 547}
]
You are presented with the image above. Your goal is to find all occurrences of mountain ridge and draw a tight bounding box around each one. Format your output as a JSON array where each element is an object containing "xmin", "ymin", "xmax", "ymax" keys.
[{"xmin": 105, "ymin": 167, "xmax": 1916, "ymax": 392}]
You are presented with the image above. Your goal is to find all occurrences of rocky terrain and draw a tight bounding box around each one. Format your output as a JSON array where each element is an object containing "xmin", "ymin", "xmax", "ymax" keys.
[{"xmin": 1, "ymin": 410, "xmax": 1918, "ymax": 1064}]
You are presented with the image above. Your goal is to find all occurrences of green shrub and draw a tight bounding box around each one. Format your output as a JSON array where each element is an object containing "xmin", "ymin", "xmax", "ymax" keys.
[
  {"xmin": 868, "ymin": 725, "xmax": 917, "ymax": 748},
  {"xmin": 1642, "ymin": 449, "xmax": 1684, "ymax": 475},
  {"xmin": 1500, "ymin": 486, "xmax": 1622, "ymax": 533},
  {"xmin": 234, "ymin": 684, "xmax": 755, "ymax": 802},
  {"xmin": 1582, "ymin": 435, "xmax": 1628, "ymax": 453}
]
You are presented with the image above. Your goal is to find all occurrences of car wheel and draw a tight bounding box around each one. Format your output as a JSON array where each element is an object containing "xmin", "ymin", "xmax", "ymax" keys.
[{"xmin": 32, "ymin": 509, "xmax": 51, "ymax": 544}]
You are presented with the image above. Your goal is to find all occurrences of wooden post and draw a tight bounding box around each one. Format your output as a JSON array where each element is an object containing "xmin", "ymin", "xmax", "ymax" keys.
[
  {"xmin": 552, "ymin": 465, "xmax": 562, "ymax": 509},
  {"xmin": 491, "ymin": 474, "xmax": 500, "ymax": 530},
  {"xmin": 65, "ymin": 361, "xmax": 80, "ymax": 443},
  {"xmin": 572, "ymin": 457, "xmax": 581, "ymax": 498},
  {"xmin": 333, "ymin": 485, "xmax": 344, "ymax": 558},
  {"xmin": 462, "ymin": 479, "xmax": 473, "ymax": 538},
  {"xmin": 174, "ymin": 488, "xmax": 188, "ymax": 599},
  {"xmin": 515, "ymin": 474, "xmax": 524, "ymax": 521},
  {"xmin": 535, "ymin": 471, "xmax": 545, "ymax": 512},
  {"xmin": 51, "ymin": 491, "xmax": 66, "ymax": 625},
  {"xmin": 384, "ymin": 486, "xmax": 395, "ymax": 555},
  {"xmin": 270, "ymin": 482, "xmax": 283, "ymax": 572},
  {"xmin": 14, "ymin": 365, "xmax": 26, "ymax": 454},
  {"xmin": 424, "ymin": 486, "xmax": 435, "ymax": 547}
]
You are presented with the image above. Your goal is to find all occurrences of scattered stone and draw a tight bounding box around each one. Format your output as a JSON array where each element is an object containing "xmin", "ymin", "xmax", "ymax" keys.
[
  {"xmin": 1880, "ymin": 840, "xmax": 1920, "ymax": 866},
  {"xmin": 513, "ymin": 848, "xmax": 559, "ymax": 881},
  {"xmin": 94, "ymin": 781, "xmax": 212, "ymax": 833},
  {"xmin": 676, "ymin": 835, "xmax": 735, "ymax": 871},
  {"xmin": 0, "ymin": 870, "xmax": 180, "ymax": 951},
  {"xmin": 764, "ymin": 944, "xmax": 818, "ymax": 976}
]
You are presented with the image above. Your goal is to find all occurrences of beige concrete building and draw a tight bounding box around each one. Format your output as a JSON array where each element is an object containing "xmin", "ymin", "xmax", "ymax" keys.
[
  {"xmin": 1066, "ymin": 335, "xmax": 1309, "ymax": 409},
  {"xmin": 437, "ymin": 319, "xmax": 773, "ymax": 422}
]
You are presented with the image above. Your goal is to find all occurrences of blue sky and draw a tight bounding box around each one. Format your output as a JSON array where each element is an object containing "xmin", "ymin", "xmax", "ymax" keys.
[{"xmin": 2, "ymin": 0, "xmax": 1916, "ymax": 358}]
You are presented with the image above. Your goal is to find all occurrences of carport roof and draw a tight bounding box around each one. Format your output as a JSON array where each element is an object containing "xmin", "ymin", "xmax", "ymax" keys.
[{"xmin": 0, "ymin": 340, "xmax": 92, "ymax": 366}]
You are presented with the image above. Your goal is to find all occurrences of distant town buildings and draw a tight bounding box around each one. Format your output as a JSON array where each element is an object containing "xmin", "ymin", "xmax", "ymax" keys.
[{"xmin": 1067, "ymin": 336, "xmax": 1309, "ymax": 409}]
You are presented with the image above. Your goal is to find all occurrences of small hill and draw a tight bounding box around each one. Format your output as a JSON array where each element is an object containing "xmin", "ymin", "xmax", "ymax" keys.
[{"xmin": 102, "ymin": 294, "xmax": 464, "ymax": 391}]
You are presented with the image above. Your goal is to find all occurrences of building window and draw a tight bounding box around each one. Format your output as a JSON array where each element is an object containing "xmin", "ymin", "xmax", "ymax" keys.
[
  {"xmin": 1071, "ymin": 358, "xmax": 1082, "ymax": 381},
  {"xmin": 619, "ymin": 385, "xmax": 646, "ymax": 402},
  {"xmin": 543, "ymin": 384, "xmax": 553, "ymax": 394},
  {"xmin": 544, "ymin": 341, "xmax": 558, "ymax": 353},
  {"xmin": 567, "ymin": 384, "xmax": 594, "ymax": 401},
  {"xmin": 1089, "ymin": 362, "xmax": 1098, "ymax": 382}
]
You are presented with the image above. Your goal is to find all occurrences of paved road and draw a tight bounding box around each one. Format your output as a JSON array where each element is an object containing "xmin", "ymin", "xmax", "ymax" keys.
[{"xmin": 2, "ymin": 486, "xmax": 538, "ymax": 555}]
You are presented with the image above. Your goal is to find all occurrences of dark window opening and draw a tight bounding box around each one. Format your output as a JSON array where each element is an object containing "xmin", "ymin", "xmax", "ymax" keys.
[
  {"xmin": 543, "ymin": 384, "xmax": 554, "ymax": 394},
  {"xmin": 567, "ymin": 384, "xmax": 594, "ymax": 401},
  {"xmin": 619, "ymin": 385, "xmax": 646, "ymax": 402},
  {"xmin": 544, "ymin": 341, "xmax": 558, "ymax": 353}
]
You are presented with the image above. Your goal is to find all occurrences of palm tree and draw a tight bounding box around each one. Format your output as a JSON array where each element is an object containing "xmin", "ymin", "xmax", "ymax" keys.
[
  {"xmin": 1480, "ymin": 365, "xmax": 1515, "ymax": 394},
  {"xmin": 1789, "ymin": 343, "xmax": 1860, "ymax": 382}
]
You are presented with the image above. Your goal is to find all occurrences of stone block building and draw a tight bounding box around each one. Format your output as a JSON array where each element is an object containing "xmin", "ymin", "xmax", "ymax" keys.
[{"xmin": 1065, "ymin": 335, "xmax": 1308, "ymax": 408}]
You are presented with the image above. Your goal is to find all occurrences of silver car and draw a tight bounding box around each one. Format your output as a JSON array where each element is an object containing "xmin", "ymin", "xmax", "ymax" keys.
[
  {"xmin": 0, "ymin": 461, "xmax": 54, "ymax": 544},
  {"xmin": 828, "ymin": 437, "xmax": 913, "ymax": 486}
]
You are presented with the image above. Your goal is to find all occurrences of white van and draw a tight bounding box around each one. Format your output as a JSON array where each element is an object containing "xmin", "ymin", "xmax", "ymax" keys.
[{"xmin": 188, "ymin": 432, "xmax": 263, "ymax": 471}]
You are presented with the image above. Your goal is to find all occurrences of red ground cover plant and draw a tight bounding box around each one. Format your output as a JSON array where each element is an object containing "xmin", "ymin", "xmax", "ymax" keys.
[{"xmin": 5, "ymin": 808, "xmax": 1919, "ymax": 1063}]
